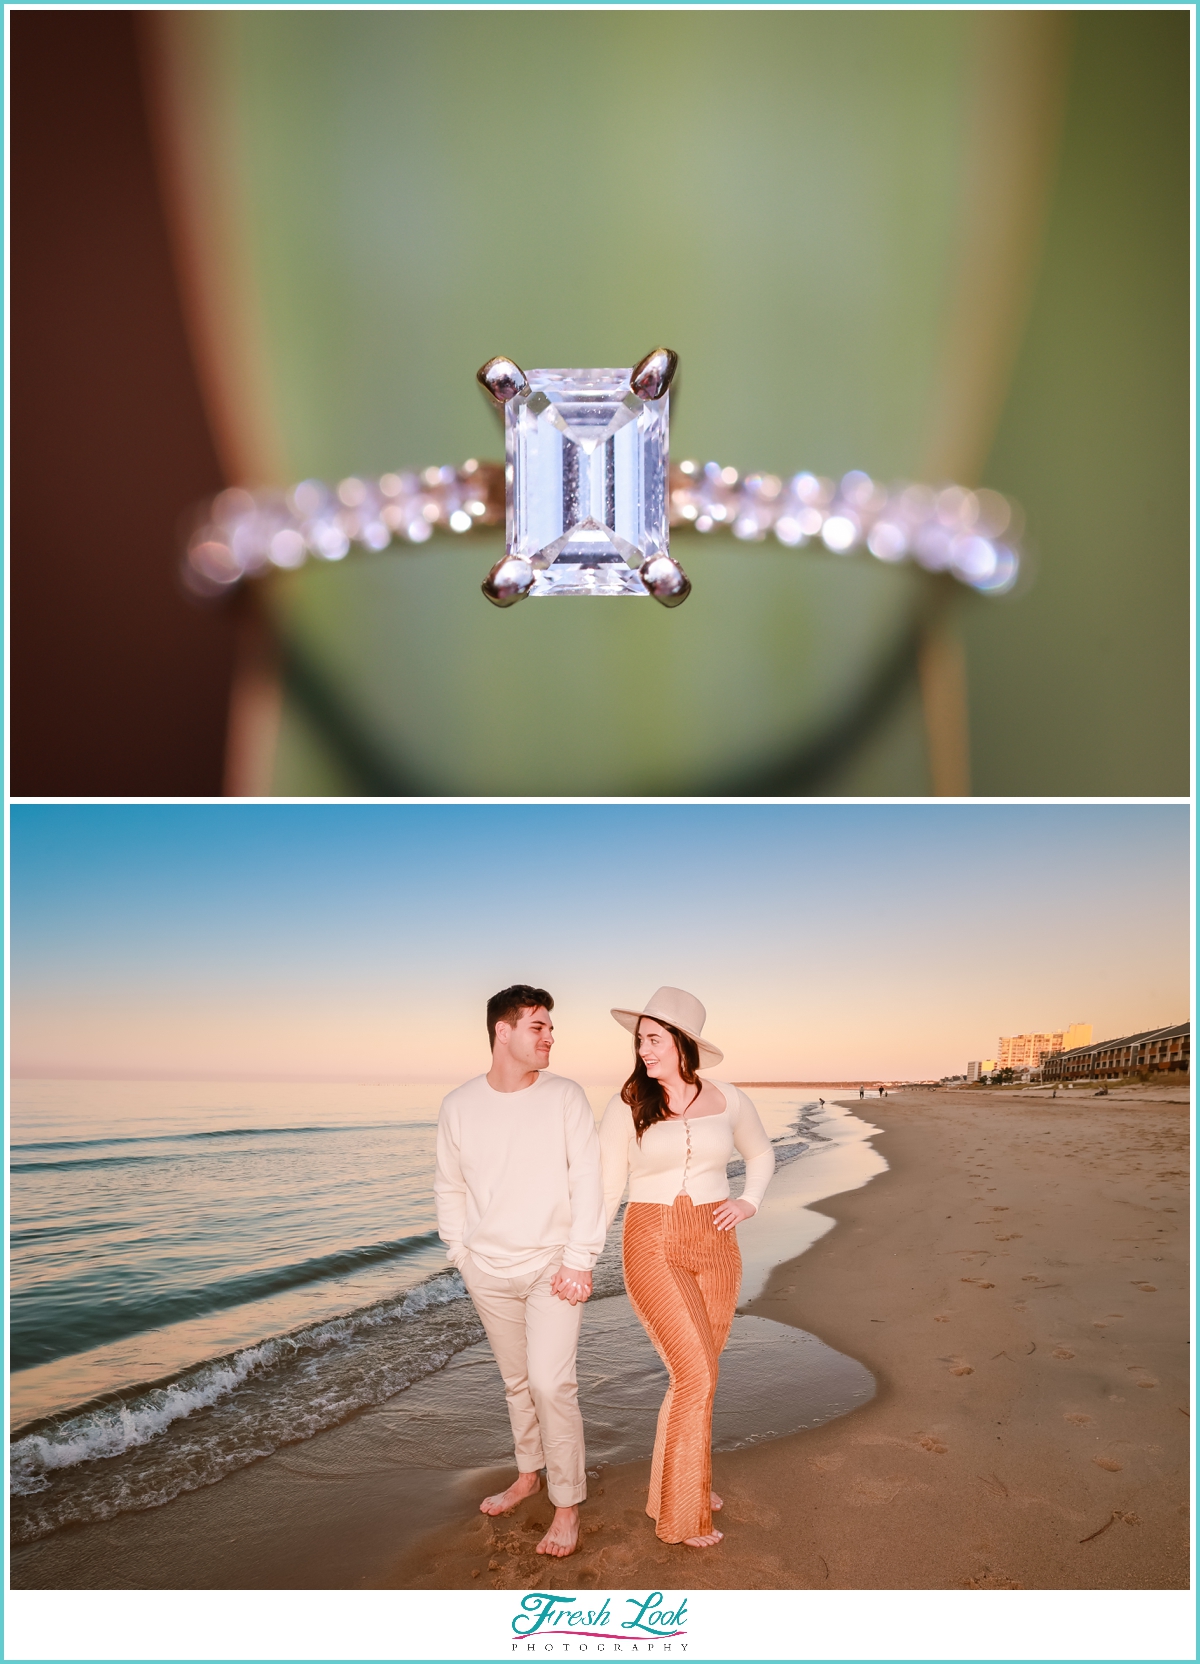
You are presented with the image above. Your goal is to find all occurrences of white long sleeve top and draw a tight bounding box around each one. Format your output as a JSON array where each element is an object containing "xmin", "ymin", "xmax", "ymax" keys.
[
  {"xmin": 434, "ymin": 1071, "xmax": 606, "ymax": 1276},
  {"xmin": 599, "ymin": 1082, "xmax": 775, "ymax": 1228}
]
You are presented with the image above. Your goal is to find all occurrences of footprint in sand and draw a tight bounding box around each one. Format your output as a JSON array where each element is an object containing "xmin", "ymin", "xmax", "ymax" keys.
[
  {"xmin": 1052, "ymin": 1347, "xmax": 1075, "ymax": 1360},
  {"xmin": 918, "ymin": 1434, "xmax": 948, "ymax": 1453},
  {"xmin": 1131, "ymin": 1282, "xmax": 1158, "ymax": 1293},
  {"xmin": 966, "ymin": 1570, "xmax": 1023, "ymax": 1589},
  {"xmin": 851, "ymin": 1478, "xmax": 905, "ymax": 1505},
  {"xmin": 933, "ymin": 1314, "xmax": 952, "ymax": 1323},
  {"xmin": 1065, "ymin": 1413, "xmax": 1094, "ymax": 1425},
  {"xmin": 949, "ymin": 1362, "xmax": 975, "ymax": 1376},
  {"xmin": 810, "ymin": 1453, "xmax": 844, "ymax": 1474},
  {"xmin": 961, "ymin": 1278, "xmax": 996, "ymax": 1289},
  {"xmin": 1137, "ymin": 1379, "xmax": 1159, "ymax": 1390},
  {"xmin": 1092, "ymin": 1457, "xmax": 1122, "ymax": 1472}
]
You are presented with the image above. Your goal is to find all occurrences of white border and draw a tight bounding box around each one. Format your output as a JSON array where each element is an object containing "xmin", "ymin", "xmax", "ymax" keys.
[{"xmin": 3, "ymin": 1588, "xmax": 1198, "ymax": 1662}]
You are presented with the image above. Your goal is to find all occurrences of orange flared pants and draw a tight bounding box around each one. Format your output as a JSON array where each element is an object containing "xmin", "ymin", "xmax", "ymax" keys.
[{"xmin": 623, "ymin": 1195, "xmax": 741, "ymax": 1543}]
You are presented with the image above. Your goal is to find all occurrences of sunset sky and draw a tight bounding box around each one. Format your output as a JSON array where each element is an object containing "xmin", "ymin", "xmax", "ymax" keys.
[{"xmin": 10, "ymin": 803, "xmax": 1190, "ymax": 1085}]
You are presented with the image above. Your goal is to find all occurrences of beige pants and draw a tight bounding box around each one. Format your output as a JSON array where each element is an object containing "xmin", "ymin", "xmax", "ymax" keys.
[{"xmin": 458, "ymin": 1249, "xmax": 587, "ymax": 1506}]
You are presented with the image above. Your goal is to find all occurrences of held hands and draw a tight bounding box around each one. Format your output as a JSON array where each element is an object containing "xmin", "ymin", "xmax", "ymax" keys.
[
  {"xmin": 551, "ymin": 1267, "xmax": 593, "ymax": 1305},
  {"xmin": 712, "ymin": 1197, "xmax": 757, "ymax": 1232}
]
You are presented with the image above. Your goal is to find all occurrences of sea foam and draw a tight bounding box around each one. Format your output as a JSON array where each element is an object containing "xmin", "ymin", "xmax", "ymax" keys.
[{"xmin": 10, "ymin": 1269, "xmax": 472, "ymax": 1536}]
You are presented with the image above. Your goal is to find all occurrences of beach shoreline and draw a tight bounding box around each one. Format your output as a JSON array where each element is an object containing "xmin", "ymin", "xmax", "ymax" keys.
[
  {"xmin": 391, "ymin": 1087, "xmax": 1190, "ymax": 1590},
  {"xmin": 10, "ymin": 1095, "xmax": 881, "ymax": 1589},
  {"xmin": 10, "ymin": 1087, "xmax": 1189, "ymax": 1591}
]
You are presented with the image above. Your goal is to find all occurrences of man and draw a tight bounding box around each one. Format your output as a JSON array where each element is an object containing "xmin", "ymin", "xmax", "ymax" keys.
[{"xmin": 434, "ymin": 985, "xmax": 605, "ymax": 1558}]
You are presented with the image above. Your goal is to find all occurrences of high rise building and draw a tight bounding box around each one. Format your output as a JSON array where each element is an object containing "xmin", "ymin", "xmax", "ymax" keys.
[{"xmin": 997, "ymin": 1025, "xmax": 1092, "ymax": 1069}]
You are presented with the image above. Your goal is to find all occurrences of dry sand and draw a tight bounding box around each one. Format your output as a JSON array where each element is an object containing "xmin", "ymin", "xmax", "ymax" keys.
[{"xmin": 392, "ymin": 1086, "xmax": 1190, "ymax": 1590}]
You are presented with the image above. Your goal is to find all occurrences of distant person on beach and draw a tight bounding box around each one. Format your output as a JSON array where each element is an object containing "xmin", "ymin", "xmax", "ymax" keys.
[
  {"xmin": 859, "ymin": 1087, "xmax": 864, "ymax": 1099},
  {"xmin": 434, "ymin": 984, "xmax": 605, "ymax": 1559},
  {"xmin": 599, "ymin": 988, "xmax": 775, "ymax": 1550}
]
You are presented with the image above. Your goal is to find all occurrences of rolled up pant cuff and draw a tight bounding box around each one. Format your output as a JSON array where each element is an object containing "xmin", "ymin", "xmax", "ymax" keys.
[{"xmin": 546, "ymin": 1483, "xmax": 587, "ymax": 1507}]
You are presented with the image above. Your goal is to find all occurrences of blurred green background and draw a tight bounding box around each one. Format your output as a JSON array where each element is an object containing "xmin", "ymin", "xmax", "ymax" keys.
[{"xmin": 169, "ymin": 9, "xmax": 1187, "ymax": 796}]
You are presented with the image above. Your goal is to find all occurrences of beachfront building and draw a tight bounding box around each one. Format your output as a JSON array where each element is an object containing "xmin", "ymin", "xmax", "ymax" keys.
[
  {"xmin": 998, "ymin": 1033, "xmax": 1059, "ymax": 1069},
  {"xmin": 997, "ymin": 1024, "xmax": 1093, "ymax": 1070},
  {"xmin": 967, "ymin": 1058, "xmax": 998, "ymax": 1081},
  {"xmin": 1040, "ymin": 1022, "xmax": 1190, "ymax": 1083}
]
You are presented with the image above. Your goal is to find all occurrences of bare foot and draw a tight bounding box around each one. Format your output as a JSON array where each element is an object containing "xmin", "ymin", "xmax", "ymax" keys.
[
  {"xmin": 536, "ymin": 1505, "xmax": 579, "ymax": 1557},
  {"xmin": 480, "ymin": 1471, "xmax": 541, "ymax": 1515},
  {"xmin": 711, "ymin": 1491, "xmax": 723, "ymax": 1511},
  {"xmin": 683, "ymin": 1529, "xmax": 724, "ymax": 1548}
]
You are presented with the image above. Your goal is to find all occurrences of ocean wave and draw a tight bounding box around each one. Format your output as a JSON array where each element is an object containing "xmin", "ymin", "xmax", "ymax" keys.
[
  {"xmin": 9, "ymin": 1238, "xmax": 638, "ymax": 1542},
  {"xmin": 10, "ymin": 1268, "xmax": 481, "ymax": 1540},
  {"xmin": 12, "ymin": 1154, "xmax": 172, "ymax": 1173},
  {"xmin": 10, "ymin": 1230, "xmax": 443, "ymax": 1371},
  {"xmin": 11, "ymin": 1121, "xmax": 425, "ymax": 1155}
]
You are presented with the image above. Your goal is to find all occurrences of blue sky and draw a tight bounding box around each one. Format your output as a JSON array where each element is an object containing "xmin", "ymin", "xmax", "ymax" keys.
[{"xmin": 10, "ymin": 803, "xmax": 1190, "ymax": 1082}]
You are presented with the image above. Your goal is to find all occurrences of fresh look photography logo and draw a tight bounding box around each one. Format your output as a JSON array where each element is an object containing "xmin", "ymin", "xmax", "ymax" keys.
[{"xmin": 511, "ymin": 1591, "xmax": 689, "ymax": 1651}]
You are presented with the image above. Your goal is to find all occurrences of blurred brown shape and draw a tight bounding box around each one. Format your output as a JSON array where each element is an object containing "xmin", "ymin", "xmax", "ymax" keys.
[{"xmin": 11, "ymin": 12, "xmax": 236, "ymax": 796}]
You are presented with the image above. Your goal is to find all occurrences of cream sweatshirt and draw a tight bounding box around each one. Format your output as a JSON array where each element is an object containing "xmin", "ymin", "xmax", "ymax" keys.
[
  {"xmin": 599, "ymin": 1082, "xmax": 775, "ymax": 1227},
  {"xmin": 434, "ymin": 1071, "xmax": 606, "ymax": 1276}
]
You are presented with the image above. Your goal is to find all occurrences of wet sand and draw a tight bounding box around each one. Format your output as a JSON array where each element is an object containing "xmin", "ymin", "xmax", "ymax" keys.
[{"xmin": 393, "ymin": 1086, "xmax": 1190, "ymax": 1590}]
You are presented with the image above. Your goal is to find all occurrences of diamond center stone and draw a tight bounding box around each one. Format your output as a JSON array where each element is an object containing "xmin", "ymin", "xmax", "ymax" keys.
[{"xmin": 506, "ymin": 368, "xmax": 669, "ymax": 597}]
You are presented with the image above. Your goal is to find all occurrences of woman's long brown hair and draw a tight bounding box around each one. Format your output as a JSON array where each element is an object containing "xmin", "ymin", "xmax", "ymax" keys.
[{"xmin": 621, "ymin": 1019, "xmax": 702, "ymax": 1140}]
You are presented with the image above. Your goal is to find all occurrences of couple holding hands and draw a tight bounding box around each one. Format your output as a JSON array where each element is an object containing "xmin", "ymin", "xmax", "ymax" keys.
[{"xmin": 434, "ymin": 983, "xmax": 775, "ymax": 1557}]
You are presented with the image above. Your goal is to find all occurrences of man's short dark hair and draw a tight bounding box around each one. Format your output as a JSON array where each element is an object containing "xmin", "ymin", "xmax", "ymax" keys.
[{"xmin": 487, "ymin": 985, "xmax": 554, "ymax": 1050}]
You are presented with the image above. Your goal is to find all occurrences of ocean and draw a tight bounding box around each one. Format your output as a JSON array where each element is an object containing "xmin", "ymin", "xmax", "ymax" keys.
[{"xmin": 9, "ymin": 1078, "xmax": 885, "ymax": 1558}]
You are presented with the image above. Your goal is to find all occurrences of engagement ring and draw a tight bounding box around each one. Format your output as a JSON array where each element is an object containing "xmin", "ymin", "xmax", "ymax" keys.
[{"xmin": 185, "ymin": 348, "xmax": 1021, "ymax": 607}]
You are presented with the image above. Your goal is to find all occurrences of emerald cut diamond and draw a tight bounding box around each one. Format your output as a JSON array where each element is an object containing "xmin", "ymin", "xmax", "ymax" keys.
[{"xmin": 507, "ymin": 369, "xmax": 669, "ymax": 597}]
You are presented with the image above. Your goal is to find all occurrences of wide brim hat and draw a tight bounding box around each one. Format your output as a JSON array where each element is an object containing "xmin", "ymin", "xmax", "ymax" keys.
[{"xmin": 610, "ymin": 986, "xmax": 724, "ymax": 1069}]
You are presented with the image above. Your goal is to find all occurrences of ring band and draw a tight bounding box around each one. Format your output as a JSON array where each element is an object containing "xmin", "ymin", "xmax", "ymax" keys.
[{"xmin": 185, "ymin": 349, "xmax": 1021, "ymax": 605}]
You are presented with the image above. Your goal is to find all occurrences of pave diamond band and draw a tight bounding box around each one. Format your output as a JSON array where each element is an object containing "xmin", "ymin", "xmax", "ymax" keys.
[
  {"xmin": 184, "ymin": 349, "xmax": 1021, "ymax": 603},
  {"xmin": 184, "ymin": 460, "xmax": 505, "ymax": 595},
  {"xmin": 669, "ymin": 460, "xmax": 1021, "ymax": 593},
  {"xmin": 186, "ymin": 459, "xmax": 1021, "ymax": 599}
]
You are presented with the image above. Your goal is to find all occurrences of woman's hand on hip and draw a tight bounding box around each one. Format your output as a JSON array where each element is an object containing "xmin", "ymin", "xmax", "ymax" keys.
[
  {"xmin": 712, "ymin": 1198, "xmax": 756, "ymax": 1231},
  {"xmin": 552, "ymin": 1267, "xmax": 593, "ymax": 1304}
]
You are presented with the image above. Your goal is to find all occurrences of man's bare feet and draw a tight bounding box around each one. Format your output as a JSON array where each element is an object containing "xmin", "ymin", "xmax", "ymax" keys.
[
  {"xmin": 711, "ymin": 1491, "xmax": 723, "ymax": 1511},
  {"xmin": 480, "ymin": 1471, "xmax": 541, "ymax": 1515},
  {"xmin": 536, "ymin": 1505, "xmax": 579, "ymax": 1557},
  {"xmin": 683, "ymin": 1528, "xmax": 724, "ymax": 1548}
]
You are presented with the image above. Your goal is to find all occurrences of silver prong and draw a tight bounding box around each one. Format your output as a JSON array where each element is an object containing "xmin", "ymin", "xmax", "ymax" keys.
[
  {"xmin": 640, "ymin": 552, "xmax": 691, "ymax": 607},
  {"xmin": 482, "ymin": 553, "xmax": 534, "ymax": 607},
  {"xmin": 630, "ymin": 347, "xmax": 679, "ymax": 402},
  {"xmin": 477, "ymin": 357, "xmax": 529, "ymax": 406}
]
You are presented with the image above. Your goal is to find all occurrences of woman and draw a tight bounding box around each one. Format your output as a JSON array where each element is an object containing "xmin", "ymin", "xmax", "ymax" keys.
[{"xmin": 599, "ymin": 987, "xmax": 774, "ymax": 1548}]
